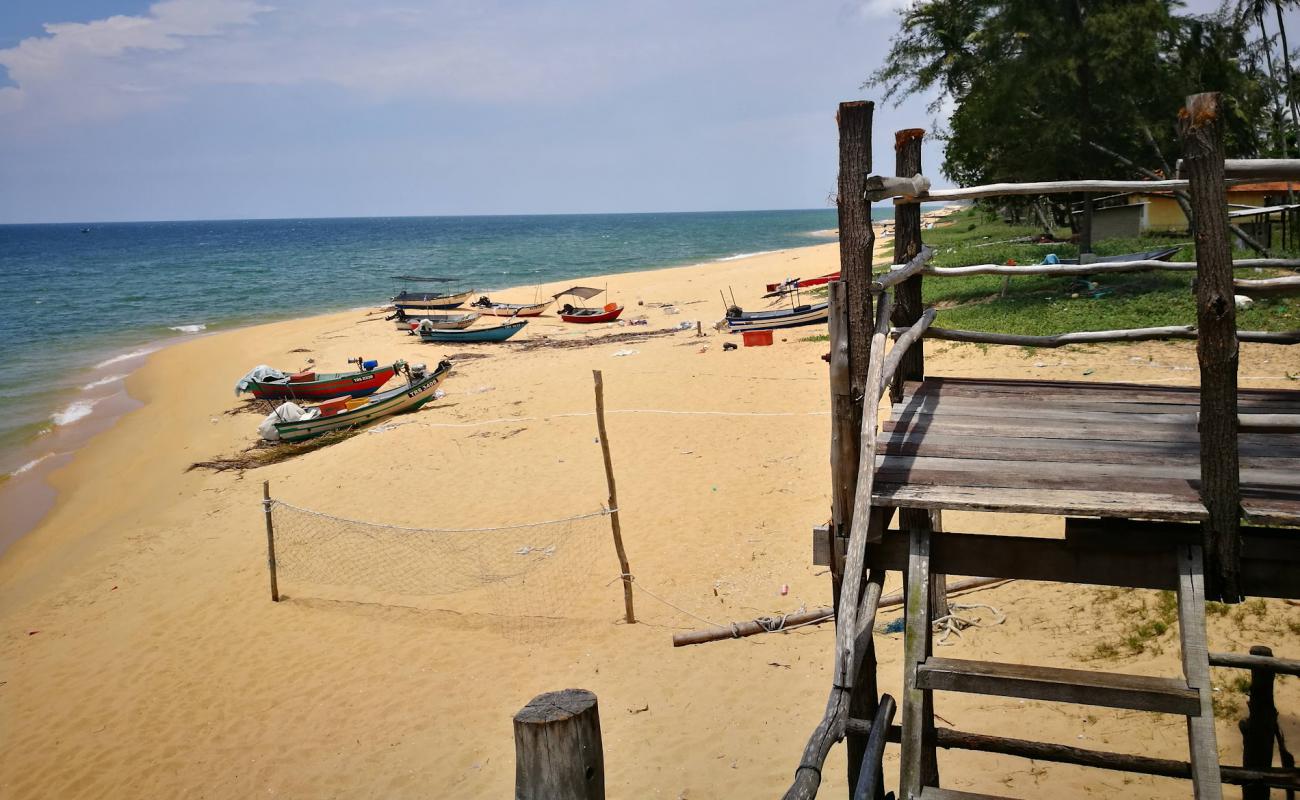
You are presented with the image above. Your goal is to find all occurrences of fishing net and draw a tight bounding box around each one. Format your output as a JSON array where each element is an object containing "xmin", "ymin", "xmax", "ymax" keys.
[{"xmin": 267, "ymin": 500, "xmax": 618, "ymax": 639}]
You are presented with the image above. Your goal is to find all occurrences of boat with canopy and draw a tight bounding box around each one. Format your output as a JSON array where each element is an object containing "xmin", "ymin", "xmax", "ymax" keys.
[{"xmin": 554, "ymin": 286, "xmax": 623, "ymax": 323}]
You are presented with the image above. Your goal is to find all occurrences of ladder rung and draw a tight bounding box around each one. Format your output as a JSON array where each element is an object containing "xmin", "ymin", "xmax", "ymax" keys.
[
  {"xmin": 916, "ymin": 657, "xmax": 1200, "ymax": 715},
  {"xmin": 919, "ymin": 788, "xmax": 1016, "ymax": 800}
]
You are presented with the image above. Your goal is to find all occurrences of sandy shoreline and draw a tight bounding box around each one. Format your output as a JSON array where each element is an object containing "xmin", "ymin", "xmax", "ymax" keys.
[{"xmin": 3, "ymin": 215, "xmax": 1300, "ymax": 798}]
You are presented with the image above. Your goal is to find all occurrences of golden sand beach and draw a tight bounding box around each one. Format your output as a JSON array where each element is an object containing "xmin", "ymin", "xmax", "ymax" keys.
[{"xmin": 3, "ymin": 220, "xmax": 1300, "ymax": 798}]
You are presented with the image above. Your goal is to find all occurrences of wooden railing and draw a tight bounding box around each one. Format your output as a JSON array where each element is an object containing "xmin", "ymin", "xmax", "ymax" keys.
[{"xmin": 785, "ymin": 92, "xmax": 1300, "ymax": 800}]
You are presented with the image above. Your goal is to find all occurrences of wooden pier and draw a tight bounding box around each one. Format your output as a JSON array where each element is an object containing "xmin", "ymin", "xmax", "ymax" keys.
[{"xmin": 788, "ymin": 93, "xmax": 1300, "ymax": 800}]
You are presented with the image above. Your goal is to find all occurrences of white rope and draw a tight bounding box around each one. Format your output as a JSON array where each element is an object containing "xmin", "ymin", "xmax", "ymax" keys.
[
  {"xmin": 270, "ymin": 499, "xmax": 613, "ymax": 534},
  {"xmin": 614, "ymin": 573, "xmax": 725, "ymax": 628},
  {"xmin": 370, "ymin": 407, "xmax": 829, "ymax": 433}
]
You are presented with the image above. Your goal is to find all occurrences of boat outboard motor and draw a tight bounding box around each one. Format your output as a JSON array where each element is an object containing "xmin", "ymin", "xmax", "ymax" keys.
[
  {"xmin": 561, "ymin": 303, "xmax": 575, "ymax": 314},
  {"xmin": 474, "ymin": 295, "xmax": 491, "ymax": 307},
  {"xmin": 410, "ymin": 363, "xmax": 427, "ymax": 380},
  {"xmin": 725, "ymin": 305, "xmax": 744, "ymax": 319}
]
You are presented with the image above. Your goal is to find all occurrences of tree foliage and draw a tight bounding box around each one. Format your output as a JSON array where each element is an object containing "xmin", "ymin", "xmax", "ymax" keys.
[{"xmin": 867, "ymin": 0, "xmax": 1275, "ymax": 186}]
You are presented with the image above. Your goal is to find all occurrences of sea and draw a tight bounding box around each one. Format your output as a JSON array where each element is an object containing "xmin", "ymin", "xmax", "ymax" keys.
[{"xmin": 0, "ymin": 206, "xmax": 925, "ymax": 483}]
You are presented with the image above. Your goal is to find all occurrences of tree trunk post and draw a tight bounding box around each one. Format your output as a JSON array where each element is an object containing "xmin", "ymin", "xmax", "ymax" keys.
[
  {"xmin": 1179, "ymin": 91, "xmax": 1242, "ymax": 602},
  {"xmin": 836, "ymin": 99, "xmax": 880, "ymax": 796},
  {"xmin": 592, "ymin": 370, "xmax": 635, "ymax": 624},
  {"xmin": 889, "ymin": 128, "xmax": 950, "ymax": 624},
  {"xmin": 1240, "ymin": 645, "xmax": 1277, "ymax": 800},
  {"xmin": 263, "ymin": 480, "xmax": 280, "ymax": 602},
  {"xmin": 514, "ymin": 689, "xmax": 605, "ymax": 800}
]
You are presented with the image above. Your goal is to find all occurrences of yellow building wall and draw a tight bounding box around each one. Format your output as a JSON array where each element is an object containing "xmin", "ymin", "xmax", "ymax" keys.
[{"xmin": 1128, "ymin": 191, "xmax": 1272, "ymax": 231}]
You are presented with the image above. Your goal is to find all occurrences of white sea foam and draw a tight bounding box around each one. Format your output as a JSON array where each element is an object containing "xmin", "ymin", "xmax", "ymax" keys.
[
  {"xmin": 52, "ymin": 398, "xmax": 100, "ymax": 426},
  {"xmin": 94, "ymin": 348, "xmax": 156, "ymax": 369},
  {"xmin": 81, "ymin": 373, "xmax": 127, "ymax": 391},
  {"xmin": 10, "ymin": 453, "xmax": 54, "ymax": 476},
  {"xmin": 717, "ymin": 249, "xmax": 780, "ymax": 262},
  {"xmin": 169, "ymin": 323, "xmax": 206, "ymax": 333}
]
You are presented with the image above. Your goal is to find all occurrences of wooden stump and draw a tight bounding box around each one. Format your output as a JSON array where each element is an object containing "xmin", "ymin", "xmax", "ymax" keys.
[{"xmin": 514, "ymin": 689, "xmax": 605, "ymax": 800}]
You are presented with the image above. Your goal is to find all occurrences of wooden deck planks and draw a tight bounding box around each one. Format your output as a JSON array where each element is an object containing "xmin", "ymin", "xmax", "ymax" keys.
[{"xmin": 872, "ymin": 377, "xmax": 1300, "ymax": 523}]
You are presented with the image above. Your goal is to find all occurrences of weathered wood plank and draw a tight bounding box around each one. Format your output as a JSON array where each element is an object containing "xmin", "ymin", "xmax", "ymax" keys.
[
  {"xmin": 842, "ymin": 723, "xmax": 1300, "ymax": 789},
  {"xmin": 878, "ymin": 436, "xmax": 1300, "ymax": 470},
  {"xmin": 875, "ymin": 455, "xmax": 1299, "ymax": 489},
  {"xmin": 901, "ymin": 377, "xmax": 1300, "ymax": 404},
  {"xmin": 873, "ymin": 483, "xmax": 1208, "ymax": 520},
  {"xmin": 899, "ymin": 526, "xmax": 937, "ymax": 798},
  {"xmin": 1175, "ymin": 545, "xmax": 1222, "ymax": 800},
  {"xmin": 915, "ymin": 657, "xmax": 1199, "ymax": 714},
  {"xmin": 1209, "ymin": 650, "xmax": 1300, "ymax": 677}
]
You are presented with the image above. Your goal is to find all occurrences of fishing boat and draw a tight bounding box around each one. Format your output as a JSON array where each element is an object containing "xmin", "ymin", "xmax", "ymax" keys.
[
  {"xmin": 1059, "ymin": 245, "xmax": 1181, "ymax": 265},
  {"xmin": 764, "ymin": 272, "xmax": 840, "ymax": 295},
  {"xmin": 260, "ymin": 360, "xmax": 452, "ymax": 443},
  {"xmin": 236, "ymin": 359, "xmax": 397, "ymax": 400},
  {"xmin": 417, "ymin": 320, "xmax": 528, "ymax": 343},
  {"xmin": 725, "ymin": 301, "xmax": 830, "ymax": 331},
  {"xmin": 389, "ymin": 310, "xmax": 480, "ymax": 332},
  {"xmin": 469, "ymin": 295, "xmax": 555, "ymax": 317},
  {"xmin": 390, "ymin": 276, "xmax": 472, "ymax": 311},
  {"xmin": 554, "ymin": 286, "xmax": 624, "ymax": 324}
]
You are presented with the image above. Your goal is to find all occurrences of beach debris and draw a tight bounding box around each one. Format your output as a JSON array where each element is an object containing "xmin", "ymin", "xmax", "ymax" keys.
[
  {"xmin": 662, "ymin": 305, "xmax": 680, "ymax": 315},
  {"xmin": 27, "ymin": 630, "xmax": 39, "ymax": 636},
  {"xmin": 768, "ymin": 662, "xmax": 792, "ymax": 669},
  {"xmin": 611, "ymin": 349, "xmax": 639, "ymax": 357},
  {"xmin": 780, "ymin": 583, "xmax": 789, "ymax": 596},
  {"xmin": 627, "ymin": 704, "xmax": 650, "ymax": 715},
  {"xmin": 723, "ymin": 342, "xmax": 738, "ymax": 351},
  {"xmin": 512, "ymin": 327, "xmax": 682, "ymax": 352},
  {"xmin": 674, "ymin": 320, "xmax": 695, "ymax": 331},
  {"xmin": 627, "ymin": 318, "xmax": 649, "ymax": 326},
  {"xmin": 1235, "ymin": 294, "xmax": 1254, "ymax": 309},
  {"xmin": 1082, "ymin": 368, "xmax": 1095, "ymax": 376},
  {"xmin": 469, "ymin": 386, "xmax": 495, "ymax": 394},
  {"xmin": 433, "ymin": 389, "xmax": 446, "ymax": 399}
]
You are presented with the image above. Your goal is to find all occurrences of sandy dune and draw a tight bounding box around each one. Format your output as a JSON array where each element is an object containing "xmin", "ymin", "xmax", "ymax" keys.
[{"xmin": 3, "ymin": 237, "xmax": 1299, "ymax": 798}]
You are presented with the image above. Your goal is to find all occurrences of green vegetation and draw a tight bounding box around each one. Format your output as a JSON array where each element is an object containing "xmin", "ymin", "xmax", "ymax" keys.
[{"xmin": 888, "ymin": 208, "xmax": 1298, "ymax": 335}]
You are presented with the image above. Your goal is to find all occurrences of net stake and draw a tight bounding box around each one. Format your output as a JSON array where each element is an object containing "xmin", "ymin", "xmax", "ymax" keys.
[
  {"xmin": 263, "ymin": 480, "xmax": 280, "ymax": 602},
  {"xmin": 592, "ymin": 370, "xmax": 636, "ymax": 624}
]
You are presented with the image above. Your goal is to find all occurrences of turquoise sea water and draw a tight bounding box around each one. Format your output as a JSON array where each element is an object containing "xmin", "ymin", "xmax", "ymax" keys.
[{"xmin": 0, "ymin": 207, "xmax": 922, "ymax": 475}]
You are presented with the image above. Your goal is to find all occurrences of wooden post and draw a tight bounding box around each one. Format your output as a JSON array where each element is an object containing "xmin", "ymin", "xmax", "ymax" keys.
[
  {"xmin": 592, "ymin": 370, "xmax": 635, "ymax": 624},
  {"xmin": 890, "ymin": 128, "xmax": 949, "ymax": 623},
  {"xmin": 1179, "ymin": 91, "xmax": 1242, "ymax": 602},
  {"xmin": 263, "ymin": 480, "xmax": 279, "ymax": 602},
  {"xmin": 828, "ymin": 281, "xmax": 853, "ymax": 614},
  {"xmin": 514, "ymin": 689, "xmax": 605, "ymax": 800},
  {"xmin": 890, "ymin": 128, "xmax": 926, "ymax": 403},
  {"xmin": 1080, "ymin": 196, "xmax": 1095, "ymax": 259},
  {"xmin": 1240, "ymin": 645, "xmax": 1278, "ymax": 800},
  {"xmin": 836, "ymin": 100, "xmax": 880, "ymax": 797}
]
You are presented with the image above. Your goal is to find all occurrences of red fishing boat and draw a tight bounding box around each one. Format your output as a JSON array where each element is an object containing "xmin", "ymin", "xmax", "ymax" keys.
[
  {"xmin": 553, "ymin": 286, "xmax": 624, "ymax": 323},
  {"xmin": 236, "ymin": 359, "xmax": 398, "ymax": 400},
  {"xmin": 764, "ymin": 272, "xmax": 840, "ymax": 295}
]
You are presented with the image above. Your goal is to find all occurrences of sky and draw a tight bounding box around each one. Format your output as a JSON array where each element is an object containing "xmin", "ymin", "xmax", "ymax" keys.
[{"xmin": 0, "ymin": 0, "xmax": 1273, "ymax": 223}]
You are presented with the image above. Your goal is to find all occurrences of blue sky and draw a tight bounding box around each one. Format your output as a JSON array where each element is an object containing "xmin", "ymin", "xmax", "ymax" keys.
[{"xmin": 0, "ymin": 0, "xmax": 1278, "ymax": 223}]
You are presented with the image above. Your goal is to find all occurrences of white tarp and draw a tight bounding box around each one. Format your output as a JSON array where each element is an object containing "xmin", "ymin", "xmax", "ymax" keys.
[
  {"xmin": 235, "ymin": 365, "xmax": 288, "ymax": 395},
  {"xmin": 258, "ymin": 402, "xmax": 312, "ymax": 442}
]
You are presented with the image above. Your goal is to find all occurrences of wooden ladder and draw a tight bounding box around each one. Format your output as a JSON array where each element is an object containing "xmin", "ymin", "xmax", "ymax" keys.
[{"xmin": 896, "ymin": 527, "xmax": 1222, "ymax": 800}]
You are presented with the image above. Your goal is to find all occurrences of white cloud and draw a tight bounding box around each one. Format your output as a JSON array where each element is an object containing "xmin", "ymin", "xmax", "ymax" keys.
[{"xmin": 0, "ymin": 0, "xmax": 269, "ymax": 123}]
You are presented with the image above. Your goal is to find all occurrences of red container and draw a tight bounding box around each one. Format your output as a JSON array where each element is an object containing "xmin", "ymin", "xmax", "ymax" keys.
[
  {"xmin": 742, "ymin": 330, "xmax": 774, "ymax": 347},
  {"xmin": 317, "ymin": 397, "xmax": 350, "ymax": 417},
  {"xmin": 289, "ymin": 370, "xmax": 316, "ymax": 383}
]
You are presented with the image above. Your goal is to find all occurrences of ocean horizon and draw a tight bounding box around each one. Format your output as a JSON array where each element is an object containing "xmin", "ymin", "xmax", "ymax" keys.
[{"xmin": 0, "ymin": 205, "xmax": 933, "ymax": 477}]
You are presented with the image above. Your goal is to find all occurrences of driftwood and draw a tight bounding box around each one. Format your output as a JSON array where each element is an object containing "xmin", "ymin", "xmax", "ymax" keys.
[
  {"xmin": 921, "ymin": 325, "xmax": 1300, "ymax": 348},
  {"xmin": 922, "ymin": 258, "xmax": 1300, "ymax": 278},
  {"xmin": 865, "ymin": 173, "xmax": 931, "ymax": 202},
  {"xmin": 897, "ymin": 178, "xmax": 1198, "ymax": 203},
  {"xmin": 872, "ymin": 246, "xmax": 935, "ymax": 292},
  {"xmin": 880, "ymin": 309, "xmax": 937, "ymax": 381},
  {"xmin": 1234, "ymin": 276, "xmax": 1300, "ymax": 297},
  {"xmin": 1194, "ymin": 158, "xmax": 1300, "ymax": 181},
  {"xmin": 671, "ymin": 576, "xmax": 1007, "ymax": 647},
  {"xmin": 1209, "ymin": 650, "xmax": 1300, "ymax": 676}
]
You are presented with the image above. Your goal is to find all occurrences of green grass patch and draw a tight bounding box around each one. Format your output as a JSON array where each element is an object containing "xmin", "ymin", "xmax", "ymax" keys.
[{"xmin": 895, "ymin": 208, "xmax": 1299, "ymax": 335}]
